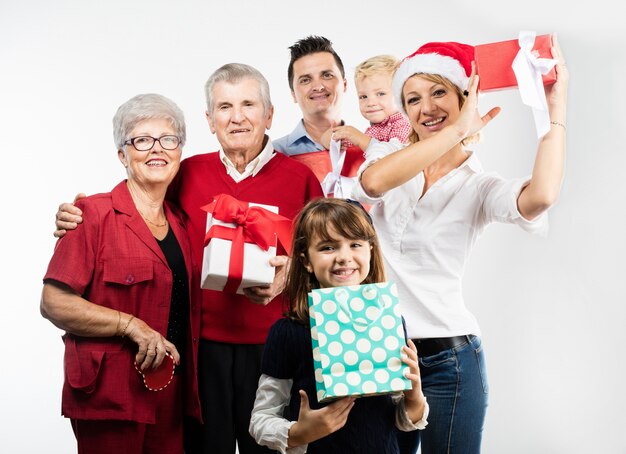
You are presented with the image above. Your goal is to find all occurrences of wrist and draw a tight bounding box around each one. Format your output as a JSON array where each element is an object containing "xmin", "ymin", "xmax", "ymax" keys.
[
  {"xmin": 114, "ymin": 310, "xmax": 122, "ymax": 336},
  {"xmin": 448, "ymin": 123, "xmax": 468, "ymax": 142},
  {"xmin": 119, "ymin": 314, "xmax": 135, "ymax": 338},
  {"xmin": 404, "ymin": 393, "xmax": 427, "ymax": 421},
  {"xmin": 287, "ymin": 422, "xmax": 303, "ymax": 448}
]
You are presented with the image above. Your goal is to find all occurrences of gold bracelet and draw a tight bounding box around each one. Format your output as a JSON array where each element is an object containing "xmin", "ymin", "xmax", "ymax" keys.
[
  {"xmin": 550, "ymin": 121, "xmax": 566, "ymax": 130},
  {"xmin": 115, "ymin": 310, "xmax": 122, "ymax": 336},
  {"xmin": 121, "ymin": 315, "xmax": 135, "ymax": 338}
]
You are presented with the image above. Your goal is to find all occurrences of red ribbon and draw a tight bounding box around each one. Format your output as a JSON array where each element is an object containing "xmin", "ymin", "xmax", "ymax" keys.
[{"xmin": 201, "ymin": 194, "xmax": 293, "ymax": 293}]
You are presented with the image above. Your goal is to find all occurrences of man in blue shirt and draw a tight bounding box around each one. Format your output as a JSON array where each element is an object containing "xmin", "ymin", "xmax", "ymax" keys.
[{"xmin": 273, "ymin": 36, "xmax": 347, "ymax": 156}]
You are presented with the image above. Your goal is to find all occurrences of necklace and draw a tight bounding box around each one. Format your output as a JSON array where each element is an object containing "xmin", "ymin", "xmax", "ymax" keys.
[
  {"xmin": 138, "ymin": 208, "xmax": 168, "ymax": 228},
  {"xmin": 142, "ymin": 216, "xmax": 168, "ymax": 228}
]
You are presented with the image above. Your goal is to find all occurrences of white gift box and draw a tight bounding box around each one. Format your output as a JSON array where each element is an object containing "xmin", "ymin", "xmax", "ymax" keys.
[{"xmin": 201, "ymin": 202, "xmax": 278, "ymax": 294}]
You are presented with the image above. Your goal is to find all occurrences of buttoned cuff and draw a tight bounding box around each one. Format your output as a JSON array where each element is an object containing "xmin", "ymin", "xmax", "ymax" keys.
[{"xmin": 394, "ymin": 393, "xmax": 429, "ymax": 432}]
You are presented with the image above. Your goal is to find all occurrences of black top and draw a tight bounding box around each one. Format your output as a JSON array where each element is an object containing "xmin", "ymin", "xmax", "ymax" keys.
[
  {"xmin": 262, "ymin": 317, "xmax": 400, "ymax": 454},
  {"xmin": 156, "ymin": 227, "xmax": 189, "ymax": 370}
]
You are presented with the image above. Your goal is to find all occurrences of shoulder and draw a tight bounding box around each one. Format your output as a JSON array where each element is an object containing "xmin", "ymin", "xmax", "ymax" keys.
[
  {"xmin": 164, "ymin": 199, "xmax": 187, "ymax": 223},
  {"xmin": 364, "ymin": 137, "xmax": 404, "ymax": 160},
  {"xmin": 176, "ymin": 152, "xmax": 221, "ymax": 180},
  {"xmin": 272, "ymin": 135, "xmax": 288, "ymax": 153},
  {"xmin": 272, "ymin": 152, "xmax": 314, "ymax": 175},
  {"xmin": 75, "ymin": 189, "xmax": 116, "ymax": 220},
  {"xmin": 268, "ymin": 316, "xmax": 302, "ymax": 336},
  {"xmin": 266, "ymin": 317, "xmax": 309, "ymax": 348},
  {"xmin": 181, "ymin": 151, "xmax": 219, "ymax": 166},
  {"xmin": 263, "ymin": 317, "xmax": 308, "ymax": 375},
  {"xmin": 265, "ymin": 153, "xmax": 321, "ymax": 189}
]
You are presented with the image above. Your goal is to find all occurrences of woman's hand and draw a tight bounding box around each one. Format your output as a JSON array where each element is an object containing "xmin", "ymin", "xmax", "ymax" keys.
[
  {"xmin": 516, "ymin": 35, "xmax": 568, "ymax": 220},
  {"xmin": 287, "ymin": 390, "xmax": 355, "ymax": 448},
  {"xmin": 545, "ymin": 35, "xmax": 569, "ymax": 118},
  {"xmin": 124, "ymin": 316, "xmax": 180, "ymax": 371},
  {"xmin": 456, "ymin": 63, "xmax": 501, "ymax": 139},
  {"xmin": 402, "ymin": 339, "xmax": 427, "ymax": 423}
]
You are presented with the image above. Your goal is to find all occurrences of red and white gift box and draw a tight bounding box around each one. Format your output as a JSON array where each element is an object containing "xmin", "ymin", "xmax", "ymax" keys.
[
  {"xmin": 475, "ymin": 33, "xmax": 556, "ymax": 92},
  {"xmin": 476, "ymin": 31, "xmax": 558, "ymax": 138},
  {"xmin": 200, "ymin": 194, "xmax": 292, "ymax": 294}
]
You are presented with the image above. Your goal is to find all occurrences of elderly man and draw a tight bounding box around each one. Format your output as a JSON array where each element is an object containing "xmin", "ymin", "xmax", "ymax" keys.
[
  {"xmin": 54, "ymin": 64, "xmax": 323, "ymax": 454},
  {"xmin": 273, "ymin": 35, "xmax": 364, "ymax": 185}
]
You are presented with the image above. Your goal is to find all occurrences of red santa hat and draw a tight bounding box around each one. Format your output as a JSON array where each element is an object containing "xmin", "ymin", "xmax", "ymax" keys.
[{"xmin": 393, "ymin": 41, "xmax": 475, "ymax": 116}]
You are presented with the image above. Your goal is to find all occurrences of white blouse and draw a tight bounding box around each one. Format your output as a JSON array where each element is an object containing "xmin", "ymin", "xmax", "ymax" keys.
[{"xmin": 352, "ymin": 139, "xmax": 548, "ymax": 339}]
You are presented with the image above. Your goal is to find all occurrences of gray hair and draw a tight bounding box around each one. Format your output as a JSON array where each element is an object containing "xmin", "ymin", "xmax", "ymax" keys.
[
  {"xmin": 112, "ymin": 93, "xmax": 186, "ymax": 150},
  {"xmin": 204, "ymin": 63, "xmax": 272, "ymax": 119}
]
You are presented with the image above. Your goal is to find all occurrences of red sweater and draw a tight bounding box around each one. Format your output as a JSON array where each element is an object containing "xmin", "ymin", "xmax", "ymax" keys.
[{"xmin": 170, "ymin": 151, "xmax": 323, "ymax": 344}]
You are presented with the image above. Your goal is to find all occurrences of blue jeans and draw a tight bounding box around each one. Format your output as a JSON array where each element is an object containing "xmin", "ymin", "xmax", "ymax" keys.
[{"xmin": 398, "ymin": 335, "xmax": 489, "ymax": 454}]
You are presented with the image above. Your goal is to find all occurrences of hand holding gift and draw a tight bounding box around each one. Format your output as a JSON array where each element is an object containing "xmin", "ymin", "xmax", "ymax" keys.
[
  {"xmin": 200, "ymin": 194, "xmax": 292, "ymax": 295},
  {"xmin": 475, "ymin": 31, "xmax": 560, "ymax": 137},
  {"xmin": 243, "ymin": 255, "xmax": 290, "ymax": 305},
  {"xmin": 544, "ymin": 36, "xmax": 569, "ymax": 127}
]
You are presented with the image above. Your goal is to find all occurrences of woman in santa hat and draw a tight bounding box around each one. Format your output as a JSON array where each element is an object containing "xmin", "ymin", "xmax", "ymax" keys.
[{"xmin": 348, "ymin": 38, "xmax": 568, "ymax": 454}]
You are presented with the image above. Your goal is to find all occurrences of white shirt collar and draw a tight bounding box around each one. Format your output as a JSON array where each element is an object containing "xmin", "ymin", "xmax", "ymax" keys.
[{"xmin": 219, "ymin": 135, "xmax": 276, "ymax": 183}]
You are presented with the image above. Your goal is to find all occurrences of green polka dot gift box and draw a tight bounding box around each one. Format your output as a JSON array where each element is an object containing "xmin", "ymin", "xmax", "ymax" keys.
[{"xmin": 308, "ymin": 282, "xmax": 412, "ymax": 403}]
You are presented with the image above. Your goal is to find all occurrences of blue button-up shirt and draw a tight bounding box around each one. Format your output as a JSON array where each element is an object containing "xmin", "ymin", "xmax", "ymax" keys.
[{"xmin": 273, "ymin": 119, "xmax": 325, "ymax": 156}]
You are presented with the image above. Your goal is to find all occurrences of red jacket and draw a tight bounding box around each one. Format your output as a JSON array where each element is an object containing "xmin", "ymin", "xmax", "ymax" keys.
[{"xmin": 44, "ymin": 181, "xmax": 202, "ymax": 423}]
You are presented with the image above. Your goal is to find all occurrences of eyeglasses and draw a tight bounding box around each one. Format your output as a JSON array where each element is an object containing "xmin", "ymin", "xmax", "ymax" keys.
[{"xmin": 124, "ymin": 135, "xmax": 181, "ymax": 151}]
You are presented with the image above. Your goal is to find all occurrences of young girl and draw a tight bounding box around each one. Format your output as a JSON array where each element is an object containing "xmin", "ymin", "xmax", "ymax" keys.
[{"xmin": 249, "ymin": 198, "xmax": 429, "ymax": 453}]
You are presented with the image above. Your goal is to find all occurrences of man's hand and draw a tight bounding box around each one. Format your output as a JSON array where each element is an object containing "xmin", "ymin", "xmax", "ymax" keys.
[
  {"xmin": 242, "ymin": 255, "xmax": 289, "ymax": 305},
  {"xmin": 54, "ymin": 193, "xmax": 86, "ymax": 238}
]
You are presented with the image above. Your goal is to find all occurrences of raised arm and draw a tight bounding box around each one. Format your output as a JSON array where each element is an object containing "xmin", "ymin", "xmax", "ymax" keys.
[
  {"xmin": 360, "ymin": 68, "xmax": 500, "ymax": 197},
  {"xmin": 517, "ymin": 37, "xmax": 569, "ymax": 220}
]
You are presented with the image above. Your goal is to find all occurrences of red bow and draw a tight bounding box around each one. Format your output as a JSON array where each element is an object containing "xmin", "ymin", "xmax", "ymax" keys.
[{"xmin": 201, "ymin": 194, "xmax": 293, "ymax": 293}]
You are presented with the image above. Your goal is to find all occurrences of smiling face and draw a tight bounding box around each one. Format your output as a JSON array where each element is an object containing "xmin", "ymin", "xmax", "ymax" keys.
[
  {"xmin": 118, "ymin": 118, "xmax": 182, "ymax": 187},
  {"xmin": 304, "ymin": 225, "xmax": 372, "ymax": 288},
  {"xmin": 402, "ymin": 74, "xmax": 462, "ymax": 141},
  {"xmin": 207, "ymin": 77, "xmax": 273, "ymax": 158},
  {"xmin": 356, "ymin": 73, "xmax": 397, "ymax": 124},
  {"xmin": 290, "ymin": 52, "xmax": 347, "ymax": 120}
]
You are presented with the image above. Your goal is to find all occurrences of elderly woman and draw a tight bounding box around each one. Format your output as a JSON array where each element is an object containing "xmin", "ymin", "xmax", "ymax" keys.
[
  {"xmin": 349, "ymin": 39, "xmax": 568, "ymax": 454},
  {"xmin": 41, "ymin": 93, "xmax": 201, "ymax": 453}
]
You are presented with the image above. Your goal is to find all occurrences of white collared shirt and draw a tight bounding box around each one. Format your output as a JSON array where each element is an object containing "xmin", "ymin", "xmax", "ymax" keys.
[
  {"xmin": 219, "ymin": 135, "xmax": 276, "ymax": 183},
  {"xmin": 352, "ymin": 139, "xmax": 548, "ymax": 339}
]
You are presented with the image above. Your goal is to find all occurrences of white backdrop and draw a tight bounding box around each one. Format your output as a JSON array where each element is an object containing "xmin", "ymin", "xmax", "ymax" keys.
[{"xmin": 1, "ymin": 0, "xmax": 624, "ymax": 452}]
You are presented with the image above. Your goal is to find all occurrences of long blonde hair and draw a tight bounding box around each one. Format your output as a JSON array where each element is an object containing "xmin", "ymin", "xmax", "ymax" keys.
[
  {"xmin": 402, "ymin": 73, "xmax": 480, "ymax": 145},
  {"xmin": 285, "ymin": 198, "xmax": 386, "ymax": 323}
]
